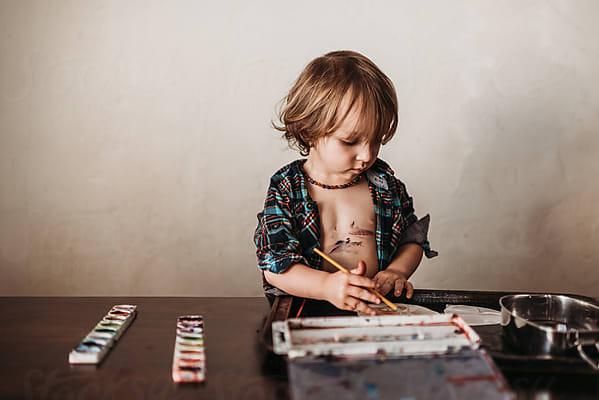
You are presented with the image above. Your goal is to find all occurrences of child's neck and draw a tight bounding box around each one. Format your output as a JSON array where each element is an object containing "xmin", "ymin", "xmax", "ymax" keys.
[{"xmin": 303, "ymin": 157, "xmax": 355, "ymax": 187}]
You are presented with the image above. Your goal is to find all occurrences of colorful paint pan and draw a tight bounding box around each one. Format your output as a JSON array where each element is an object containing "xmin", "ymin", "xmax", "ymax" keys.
[
  {"xmin": 177, "ymin": 358, "xmax": 205, "ymax": 368},
  {"xmin": 76, "ymin": 343, "xmax": 103, "ymax": 352},
  {"xmin": 176, "ymin": 344, "xmax": 206, "ymax": 353},
  {"xmin": 86, "ymin": 330, "xmax": 114, "ymax": 340},
  {"xmin": 176, "ymin": 350, "xmax": 205, "ymax": 359},
  {"xmin": 177, "ymin": 336, "xmax": 204, "ymax": 345},
  {"xmin": 68, "ymin": 304, "xmax": 137, "ymax": 364},
  {"xmin": 172, "ymin": 315, "xmax": 206, "ymax": 383},
  {"xmin": 83, "ymin": 336, "xmax": 111, "ymax": 346},
  {"xmin": 112, "ymin": 304, "xmax": 136, "ymax": 312},
  {"xmin": 108, "ymin": 310, "xmax": 130, "ymax": 317},
  {"xmin": 103, "ymin": 315, "xmax": 127, "ymax": 322},
  {"xmin": 100, "ymin": 322, "xmax": 125, "ymax": 329},
  {"xmin": 94, "ymin": 325, "xmax": 118, "ymax": 332},
  {"xmin": 177, "ymin": 331, "xmax": 203, "ymax": 338}
]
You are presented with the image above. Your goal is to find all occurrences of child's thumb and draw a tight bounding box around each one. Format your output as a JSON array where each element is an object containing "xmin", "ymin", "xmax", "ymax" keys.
[{"xmin": 350, "ymin": 260, "xmax": 366, "ymax": 276}]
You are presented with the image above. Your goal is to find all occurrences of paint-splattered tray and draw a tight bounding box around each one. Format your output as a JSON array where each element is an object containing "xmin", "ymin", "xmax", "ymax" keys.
[
  {"xmin": 287, "ymin": 349, "xmax": 513, "ymax": 400},
  {"xmin": 272, "ymin": 313, "xmax": 480, "ymax": 359},
  {"xmin": 262, "ymin": 291, "xmax": 599, "ymax": 374},
  {"xmin": 271, "ymin": 309, "xmax": 514, "ymax": 399}
]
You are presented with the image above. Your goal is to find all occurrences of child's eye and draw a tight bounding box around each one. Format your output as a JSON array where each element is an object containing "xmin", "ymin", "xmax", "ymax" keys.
[{"xmin": 341, "ymin": 140, "xmax": 357, "ymax": 146}]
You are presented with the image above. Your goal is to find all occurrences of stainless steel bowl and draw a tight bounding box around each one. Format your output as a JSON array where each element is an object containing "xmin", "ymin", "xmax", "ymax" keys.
[{"xmin": 499, "ymin": 294, "xmax": 599, "ymax": 370}]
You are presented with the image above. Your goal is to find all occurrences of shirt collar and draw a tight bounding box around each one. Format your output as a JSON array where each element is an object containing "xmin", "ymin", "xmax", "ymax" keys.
[{"xmin": 366, "ymin": 158, "xmax": 393, "ymax": 192}]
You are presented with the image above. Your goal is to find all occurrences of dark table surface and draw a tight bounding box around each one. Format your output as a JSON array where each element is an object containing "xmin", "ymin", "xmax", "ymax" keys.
[
  {"xmin": 1, "ymin": 294, "xmax": 598, "ymax": 399},
  {"xmin": 0, "ymin": 297, "xmax": 283, "ymax": 400}
]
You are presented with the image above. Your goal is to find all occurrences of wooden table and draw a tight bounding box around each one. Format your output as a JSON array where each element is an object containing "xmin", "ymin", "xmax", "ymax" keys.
[
  {"xmin": 1, "ymin": 294, "xmax": 598, "ymax": 399},
  {"xmin": 0, "ymin": 297, "xmax": 285, "ymax": 400}
]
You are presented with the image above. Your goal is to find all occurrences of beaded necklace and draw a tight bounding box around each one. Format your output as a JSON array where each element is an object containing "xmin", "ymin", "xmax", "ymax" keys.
[{"xmin": 303, "ymin": 169, "xmax": 362, "ymax": 189}]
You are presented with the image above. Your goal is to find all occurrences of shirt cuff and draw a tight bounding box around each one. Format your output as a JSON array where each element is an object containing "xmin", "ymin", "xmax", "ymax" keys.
[
  {"xmin": 398, "ymin": 214, "xmax": 438, "ymax": 258},
  {"xmin": 258, "ymin": 252, "xmax": 306, "ymax": 274}
]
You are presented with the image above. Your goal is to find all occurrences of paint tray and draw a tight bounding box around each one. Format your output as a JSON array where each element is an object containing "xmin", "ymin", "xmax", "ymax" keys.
[
  {"xmin": 272, "ymin": 313, "xmax": 481, "ymax": 359},
  {"xmin": 68, "ymin": 304, "xmax": 137, "ymax": 364},
  {"xmin": 171, "ymin": 315, "xmax": 206, "ymax": 383},
  {"xmin": 273, "ymin": 313, "xmax": 514, "ymax": 399}
]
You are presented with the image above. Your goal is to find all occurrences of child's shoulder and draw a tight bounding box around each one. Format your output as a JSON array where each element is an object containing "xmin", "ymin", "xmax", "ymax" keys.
[
  {"xmin": 267, "ymin": 159, "xmax": 306, "ymax": 197},
  {"xmin": 270, "ymin": 159, "xmax": 304, "ymax": 181}
]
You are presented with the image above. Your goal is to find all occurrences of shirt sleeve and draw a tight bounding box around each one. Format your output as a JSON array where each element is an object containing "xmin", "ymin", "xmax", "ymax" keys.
[
  {"xmin": 254, "ymin": 180, "xmax": 306, "ymax": 274},
  {"xmin": 395, "ymin": 179, "xmax": 438, "ymax": 258},
  {"xmin": 398, "ymin": 214, "xmax": 438, "ymax": 258}
]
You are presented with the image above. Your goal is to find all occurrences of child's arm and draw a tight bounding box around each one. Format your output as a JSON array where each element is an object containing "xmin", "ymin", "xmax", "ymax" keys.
[
  {"xmin": 264, "ymin": 262, "xmax": 381, "ymax": 315},
  {"xmin": 373, "ymin": 243, "xmax": 423, "ymax": 298},
  {"xmin": 371, "ymin": 172, "xmax": 436, "ymax": 298}
]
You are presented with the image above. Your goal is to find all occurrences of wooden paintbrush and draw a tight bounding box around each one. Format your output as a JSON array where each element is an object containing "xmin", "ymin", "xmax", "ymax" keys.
[{"xmin": 313, "ymin": 248, "xmax": 398, "ymax": 311}]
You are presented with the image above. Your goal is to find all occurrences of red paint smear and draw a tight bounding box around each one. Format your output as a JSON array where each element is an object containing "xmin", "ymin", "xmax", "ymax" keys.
[
  {"xmin": 450, "ymin": 314, "xmax": 477, "ymax": 342},
  {"xmin": 295, "ymin": 299, "xmax": 306, "ymax": 318},
  {"xmin": 448, "ymin": 351, "xmax": 509, "ymax": 392},
  {"xmin": 179, "ymin": 350, "xmax": 204, "ymax": 355},
  {"xmin": 446, "ymin": 374, "xmax": 499, "ymax": 385}
]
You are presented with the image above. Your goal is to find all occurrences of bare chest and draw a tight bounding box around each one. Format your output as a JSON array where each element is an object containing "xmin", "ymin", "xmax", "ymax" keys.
[{"xmin": 308, "ymin": 181, "xmax": 379, "ymax": 277}]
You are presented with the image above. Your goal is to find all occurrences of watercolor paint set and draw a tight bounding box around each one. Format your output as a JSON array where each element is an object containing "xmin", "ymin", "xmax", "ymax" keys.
[
  {"xmin": 273, "ymin": 313, "xmax": 513, "ymax": 399},
  {"xmin": 272, "ymin": 313, "xmax": 481, "ymax": 359},
  {"xmin": 68, "ymin": 304, "xmax": 137, "ymax": 364},
  {"xmin": 172, "ymin": 315, "xmax": 206, "ymax": 383}
]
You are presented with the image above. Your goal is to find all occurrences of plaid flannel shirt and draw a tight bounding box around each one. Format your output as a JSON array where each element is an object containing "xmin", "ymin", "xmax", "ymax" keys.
[{"xmin": 254, "ymin": 158, "xmax": 437, "ymax": 297}]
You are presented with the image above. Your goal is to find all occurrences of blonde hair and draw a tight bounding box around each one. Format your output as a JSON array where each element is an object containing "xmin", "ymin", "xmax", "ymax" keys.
[{"xmin": 274, "ymin": 50, "xmax": 398, "ymax": 156}]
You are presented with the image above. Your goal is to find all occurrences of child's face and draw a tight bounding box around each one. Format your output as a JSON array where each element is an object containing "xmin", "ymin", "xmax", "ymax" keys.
[{"xmin": 309, "ymin": 107, "xmax": 381, "ymax": 182}]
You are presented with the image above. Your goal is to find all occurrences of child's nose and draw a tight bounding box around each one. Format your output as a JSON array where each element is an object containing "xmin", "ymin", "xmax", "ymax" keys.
[{"xmin": 356, "ymin": 143, "xmax": 372, "ymax": 163}]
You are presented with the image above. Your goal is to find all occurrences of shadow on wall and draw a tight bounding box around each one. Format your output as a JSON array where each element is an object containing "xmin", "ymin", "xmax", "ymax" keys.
[{"xmin": 440, "ymin": 57, "xmax": 599, "ymax": 295}]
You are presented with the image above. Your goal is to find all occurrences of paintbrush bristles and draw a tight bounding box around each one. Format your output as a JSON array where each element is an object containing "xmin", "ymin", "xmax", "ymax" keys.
[{"xmin": 313, "ymin": 248, "xmax": 397, "ymax": 311}]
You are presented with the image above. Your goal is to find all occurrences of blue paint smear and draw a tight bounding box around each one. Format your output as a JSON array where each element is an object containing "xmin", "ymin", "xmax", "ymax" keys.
[{"xmin": 365, "ymin": 383, "xmax": 379, "ymax": 399}]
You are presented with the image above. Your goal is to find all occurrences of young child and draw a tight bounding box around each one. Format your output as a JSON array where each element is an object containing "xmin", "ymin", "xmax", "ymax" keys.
[{"xmin": 254, "ymin": 50, "xmax": 437, "ymax": 315}]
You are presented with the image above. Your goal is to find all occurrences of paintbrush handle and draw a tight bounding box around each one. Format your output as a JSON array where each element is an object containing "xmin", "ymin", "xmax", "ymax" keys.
[
  {"xmin": 314, "ymin": 248, "xmax": 349, "ymax": 273},
  {"xmin": 313, "ymin": 248, "xmax": 397, "ymax": 311},
  {"xmin": 366, "ymin": 288, "xmax": 397, "ymax": 311}
]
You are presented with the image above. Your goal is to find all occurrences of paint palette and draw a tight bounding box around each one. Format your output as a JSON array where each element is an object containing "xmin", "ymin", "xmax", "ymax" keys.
[
  {"xmin": 444, "ymin": 304, "xmax": 502, "ymax": 326},
  {"xmin": 172, "ymin": 315, "xmax": 206, "ymax": 383},
  {"xmin": 68, "ymin": 304, "xmax": 137, "ymax": 364},
  {"xmin": 273, "ymin": 314, "xmax": 513, "ymax": 399},
  {"xmin": 272, "ymin": 313, "xmax": 480, "ymax": 359},
  {"xmin": 358, "ymin": 302, "xmax": 438, "ymax": 316}
]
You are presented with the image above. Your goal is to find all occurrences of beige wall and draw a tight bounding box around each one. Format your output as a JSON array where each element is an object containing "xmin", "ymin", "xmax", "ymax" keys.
[{"xmin": 1, "ymin": 1, "xmax": 598, "ymax": 296}]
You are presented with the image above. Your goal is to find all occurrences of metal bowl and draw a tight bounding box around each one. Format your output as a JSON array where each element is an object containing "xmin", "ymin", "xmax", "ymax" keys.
[{"xmin": 499, "ymin": 294, "xmax": 599, "ymax": 369}]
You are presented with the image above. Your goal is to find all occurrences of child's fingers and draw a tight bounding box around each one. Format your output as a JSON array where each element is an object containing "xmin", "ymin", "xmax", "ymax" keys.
[
  {"xmin": 347, "ymin": 274, "xmax": 376, "ymax": 289},
  {"xmin": 405, "ymin": 281, "xmax": 414, "ymax": 299},
  {"xmin": 346, "ymin": 285, "xmax": 380, "ymax": 304},
  {"xmin": 353, "ymin": 301, "xmax": 377, "ymax": 316},
  {"xmin": 346, "ymin": 298, "xmax": 377, "ymax": 315},
  {"xmin": 394, "ymin": 279, "xmax": 406, "ymax": 297},
  {"xmin": 374, "ymin": 277, "xmax": 393, "ymax": 296}
]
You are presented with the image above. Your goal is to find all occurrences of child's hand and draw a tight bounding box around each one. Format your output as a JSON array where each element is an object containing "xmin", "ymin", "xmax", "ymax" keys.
[
  {"xmin": 322, "ymin": 261, "xmax": 380, "ymax": 315},
  {"xmin": 373, "ymin": 270, "xmax": 414, "ymax": 298}
]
